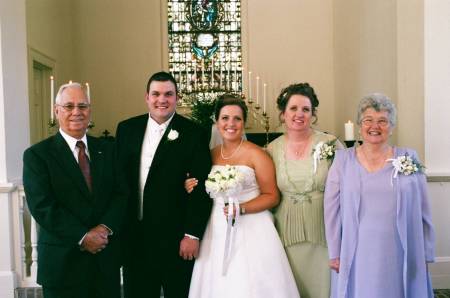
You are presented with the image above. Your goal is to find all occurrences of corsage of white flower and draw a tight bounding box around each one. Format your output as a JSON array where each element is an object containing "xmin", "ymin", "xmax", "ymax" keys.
[
  {"xmin": 387, "ymin": 154, "xmax": 423, "ymax": 185},
  {"xmin": 312, "ymin": 139, "xmax": 337, "ymax": 173},
  {"xmin": 167, "ymin": 129, "xmax": 179, "ymax": 141}
]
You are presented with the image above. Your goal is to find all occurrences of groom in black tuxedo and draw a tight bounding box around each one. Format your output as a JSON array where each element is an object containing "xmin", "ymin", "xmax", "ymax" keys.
[
  {"xmin": 23, "ymin": 83, "xmax": 126, "ymax": 298},
  {"xmin": 116, "ymin": 71, "xmax": 212, "ymax": 298}
]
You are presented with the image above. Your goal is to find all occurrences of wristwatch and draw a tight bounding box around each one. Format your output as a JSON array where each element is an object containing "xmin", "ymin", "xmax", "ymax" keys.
[{"xmin": 240, "ymin": 205, "xmax": 246, "ymax": 215}]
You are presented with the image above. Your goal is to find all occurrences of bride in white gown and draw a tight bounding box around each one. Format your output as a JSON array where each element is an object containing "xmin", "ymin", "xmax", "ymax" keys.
[{"xmin": 186, "ymin": 95, "xmax": 300, "ymax": 298}]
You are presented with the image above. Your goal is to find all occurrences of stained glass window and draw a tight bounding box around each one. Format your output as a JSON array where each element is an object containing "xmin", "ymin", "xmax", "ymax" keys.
[{"xmin": 167, "ymin": 0, "xmax": 242, "ymax": 103}]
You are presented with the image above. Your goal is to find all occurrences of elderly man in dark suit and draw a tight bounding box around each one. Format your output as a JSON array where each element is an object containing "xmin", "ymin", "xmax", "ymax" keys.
[
  {"xmin": 116, "ymin": 71, "xmax": 212, "ymax": 298},
  {"xmin": 23, "ymin": 83, "xmax": 126, "ymax": 298}
]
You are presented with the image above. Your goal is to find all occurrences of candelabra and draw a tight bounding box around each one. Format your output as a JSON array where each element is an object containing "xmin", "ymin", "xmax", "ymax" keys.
[
  {"xmin": 262, "ymin": 112, "xmax": 270, "ymax": 148},
  {"xmin": 48, "ymin": 119, "xmax": 58, "ymax": 136},
  {"xmin": 245, "ymin": 95, "xmax": 271, "ymax": 147}
]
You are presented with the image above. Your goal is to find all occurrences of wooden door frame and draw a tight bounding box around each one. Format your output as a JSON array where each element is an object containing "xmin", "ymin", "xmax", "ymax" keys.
[{"xmin": 27, "ymin": 48, "xmax": 56, "ymax": 142}]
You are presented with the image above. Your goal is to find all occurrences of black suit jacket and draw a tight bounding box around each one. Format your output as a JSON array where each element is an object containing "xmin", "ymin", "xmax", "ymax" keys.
[
  {"xmin": 116, "ymin": 113, "xmax": 212, "ymax": 249},
  {"xmin": 22, "ymin": 133, "xmax": 127, "ymax": 287}
]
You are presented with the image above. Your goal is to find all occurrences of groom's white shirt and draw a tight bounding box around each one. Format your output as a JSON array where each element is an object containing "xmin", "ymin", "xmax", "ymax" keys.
[
  {"xmin": 138, "ymin": 113, "xmax": 199, "ymax": 240},
  {"xmin": 138, "ymin": 113, "xmax": 173, "ymax": 220}
]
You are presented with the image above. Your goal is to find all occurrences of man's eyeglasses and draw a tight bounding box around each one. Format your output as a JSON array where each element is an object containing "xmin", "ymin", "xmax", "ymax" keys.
[
  {"xmin": 361, "ymin": 118, "xmax": 390, "ymax": 127},
  {"xmin": 57, "ymin": 103, "xmax": 90, "ymax": 111}
]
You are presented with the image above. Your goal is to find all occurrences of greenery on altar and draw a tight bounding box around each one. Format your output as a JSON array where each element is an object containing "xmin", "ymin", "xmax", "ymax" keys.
[{"xmin": 186, "ymin": 93, "xmax": 217, "ymax": 130}]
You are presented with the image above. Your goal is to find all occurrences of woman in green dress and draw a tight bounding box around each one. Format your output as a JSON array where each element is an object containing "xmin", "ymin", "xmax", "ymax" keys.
[{"xmin": 267, "ymin": 83, "xmax": 343, "ymax": 298}]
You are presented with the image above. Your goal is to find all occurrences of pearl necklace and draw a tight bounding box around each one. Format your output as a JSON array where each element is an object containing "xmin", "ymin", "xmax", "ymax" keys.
[{"xmin": 221, "ymin": 139, "xmax": 244, "ymax": 160}]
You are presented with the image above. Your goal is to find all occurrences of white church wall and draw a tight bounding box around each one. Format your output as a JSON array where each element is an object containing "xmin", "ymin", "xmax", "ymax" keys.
[
  {"xmin": 244, "ymin": 0, "xmax": 336, "ymax": 134},
  {"xmin": 74, "ymin": 0, "xmax": 165, "ymax": 136},
  {"xmin": 428, "ymin": 181, "xmax": 450, "ymax": 288},
  {"xmin": 0, "ymin": 0, "xmax": 30, "ymax": 297},
  {"xmin": 26, "ymin": 0, "xmax": 79, "ymax": 90},
  {"xmin": 424, "ymin": 0, "xmax": 450, "ymax": 288},
  {"xmin": 424, "ymin": 0, "xmax": 450, "ymax": 176},
  {"xmin": 333, "ymin": 0, "xmax": 398, "ymax": 145},
  {"xmin": 396, "ymin": 0, "xmax": 425, "ymax": 160},
  {"xmin": 1, "ymin": 0, "xmax": 30, "ymax": 184}
]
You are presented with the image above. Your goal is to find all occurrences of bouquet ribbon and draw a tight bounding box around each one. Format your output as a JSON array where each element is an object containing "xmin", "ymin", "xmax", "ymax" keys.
[
  {"xmin": 313, "ymin": 151, "xmax": 321, "ymax": 174},
  {"xmin": 222, "ymin": 195, "xmax": 240, "ymax": 276}
]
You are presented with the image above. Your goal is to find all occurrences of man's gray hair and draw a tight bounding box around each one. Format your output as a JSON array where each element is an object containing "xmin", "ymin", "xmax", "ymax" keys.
[
  {"xmin": 356, "ymin": 93, "xmax": 397, "ymax": 127},
  {"xmin": 55, "ymin": 82, "xmax": 89, "ymax": 104}
]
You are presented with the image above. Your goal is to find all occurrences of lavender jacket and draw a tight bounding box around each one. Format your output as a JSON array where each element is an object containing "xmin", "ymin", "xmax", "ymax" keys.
[{"xmin": 324, "ymin": 147, "xmax": 435, "ymax": 298}]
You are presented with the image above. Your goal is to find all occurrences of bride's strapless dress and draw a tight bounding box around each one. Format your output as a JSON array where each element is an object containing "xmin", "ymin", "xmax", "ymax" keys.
[{"xmin": 189, "ymin": 165, "xmax": 300, "ymax": 298}]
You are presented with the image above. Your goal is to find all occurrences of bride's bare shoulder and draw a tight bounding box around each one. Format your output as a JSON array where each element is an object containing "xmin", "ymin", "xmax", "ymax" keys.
[{"xmin": 242, "ymin": 141, "xmax": 272, "ymax": 161}]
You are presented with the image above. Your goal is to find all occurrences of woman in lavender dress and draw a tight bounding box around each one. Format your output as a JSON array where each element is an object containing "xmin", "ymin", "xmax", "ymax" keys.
[{"xmin": 324, "ymin": 93, "xmax": 435, "ymax": 298}]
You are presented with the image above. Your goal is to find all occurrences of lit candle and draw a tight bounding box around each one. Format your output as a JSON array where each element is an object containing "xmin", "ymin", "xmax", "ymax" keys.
[
  {"xmin": 85, "ymin": 83, "xmax": 90, "ymax": 102},
  {"xmin": 263, "ymin": 83, "xmax": 267, "ymax": 113},
  {"xmin": 219, "ymin": 59, "xmax": 223, "ymax": 89},
  {"xmin": 179, "ymin": 68, "xmax": 183, "ymax": 91},
  {"xmin": 69, "ymin": 80, "xmax": 73, "ymax": 84},
  {"xmin": 227, "ymin": 58, "xmax": 231, "ymax": 91},
  {"xmin": 241, "ymin": 66, "xmax": 245, "ymax": 93},
  {"xmin": 201, "ymin": 59, "xmax": 205, "ymax": 86},
  {"xmin": 194, "ymin": 61, "xmax": 198, "ymax": 90},
  {"xmin": 248, "ymin": 71, "xmax": 252, "ymax": 100},
  {"xmin": 50, "ymin": 76, "xmax": 54, "ymax": 121},
  {"xmin": 186, "ymin": 66, "xmax": 190, "ymax": 91},
  {"xmin": 256, "ymin": 76, "xmax": 260, "ymax": 105},
  {"xmin": 231, "ymin": 62, "xmax": 238, "ymax": 92},
  {"xmin": 344, "ymin": 120, "xmax": 355, "ymax": 140},
  {"xmin": 210, "ymin": 57, "xmax": 214, "ymax": 88}
]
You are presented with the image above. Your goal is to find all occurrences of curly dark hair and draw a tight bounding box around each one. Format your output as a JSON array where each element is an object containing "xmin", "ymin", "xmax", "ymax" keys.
[
  {"xmin": 214, "ymin": 94, "xmax": 248, "ymax": 122},
  {"xmin": 276, "ymin": 82, "xmax": 319, "ymax": 123}
]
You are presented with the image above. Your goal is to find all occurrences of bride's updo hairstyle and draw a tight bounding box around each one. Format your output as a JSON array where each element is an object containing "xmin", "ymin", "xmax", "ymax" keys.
[
  {"xmin": 276, "ymin": 82, "xmax": 319, "ymax": 124},
  {"xmin": 214, "ymin": 94, "xmax": 248, "ymax": 123}
]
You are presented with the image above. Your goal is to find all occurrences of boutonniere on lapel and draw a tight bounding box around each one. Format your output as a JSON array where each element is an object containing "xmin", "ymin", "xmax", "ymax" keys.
[
  {"xmin": 387, "ymin": 154, "xmax": 424, "ymax": 185},
  {"xmin": 167, "ymin": 129, "xmax": 179, "ymax": 141}
]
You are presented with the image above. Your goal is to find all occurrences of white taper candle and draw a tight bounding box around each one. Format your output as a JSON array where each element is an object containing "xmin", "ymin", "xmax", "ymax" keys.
[
  {"xmin": 85, "ymin": 83, "xmax": 90, "ymax": 102},
  {"xmin": 248, "ymin": 71, "xmax": 252, "ymax": 100},
  {"xmin": 256, "ymin": 76, "xmax": 260, "ymax": 105},
  {"xmin": 263, "ymin": 83, "xmax": 267, "ymax": 113},
  {"xmin": 50, "ymin": 76, "xmax": 54, "ymax": 121}
]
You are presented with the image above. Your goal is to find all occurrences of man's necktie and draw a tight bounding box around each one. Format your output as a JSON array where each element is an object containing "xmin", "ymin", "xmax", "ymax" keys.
[{"xmin": 76, "ymin": 141, "xmax": 92, "ymax": 191}]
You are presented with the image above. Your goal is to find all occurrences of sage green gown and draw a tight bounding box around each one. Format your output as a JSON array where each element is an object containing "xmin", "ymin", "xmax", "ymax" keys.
[{"xmin": 267, "ymin": 130, "xmax": 340, "ymax": 298}]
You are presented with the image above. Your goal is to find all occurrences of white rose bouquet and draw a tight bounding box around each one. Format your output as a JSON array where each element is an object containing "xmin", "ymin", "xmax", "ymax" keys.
[
  {"xmin": 205, "ymin": 165, "xmax": 244, "ymax": 196},
  {"xmin": 205, "ymin": 165, "xmax": 245, "ymax": 276}
]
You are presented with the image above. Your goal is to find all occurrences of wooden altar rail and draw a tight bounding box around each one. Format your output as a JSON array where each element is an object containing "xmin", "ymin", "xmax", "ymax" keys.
[{"xmin": 11, "ymin": 186, "xmax": 39, "ymax": 288}]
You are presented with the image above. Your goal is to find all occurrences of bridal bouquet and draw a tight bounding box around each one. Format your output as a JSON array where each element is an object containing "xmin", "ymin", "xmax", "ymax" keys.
[
  {"xmin": 205, "ymin": 165, "xmax": 245, "ymax": 276},
  {"xmin": 205, "ymin": 165, "xmax": 244, "ymax": 196}
]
